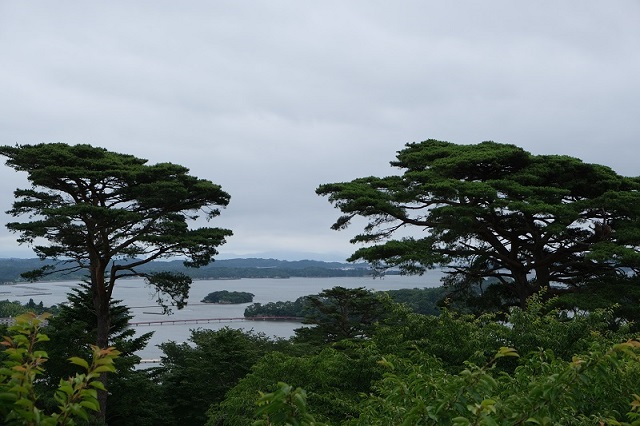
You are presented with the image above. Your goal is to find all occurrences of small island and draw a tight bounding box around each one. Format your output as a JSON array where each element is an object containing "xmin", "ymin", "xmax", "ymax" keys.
[{"xmin": 201, "ymin": 290, "xmax": 255, "ymax": 304}]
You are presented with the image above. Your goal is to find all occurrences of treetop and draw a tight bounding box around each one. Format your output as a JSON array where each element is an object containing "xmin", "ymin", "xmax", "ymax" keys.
[{"xmin": 317, "ymin": 139, "xmax": 640, "ymax": 308}]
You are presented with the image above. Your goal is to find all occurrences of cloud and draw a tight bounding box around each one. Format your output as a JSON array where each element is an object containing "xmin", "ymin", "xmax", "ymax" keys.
[{"xmin": 0, "ymin": 1, "xmax": 639, "ymax": 259}]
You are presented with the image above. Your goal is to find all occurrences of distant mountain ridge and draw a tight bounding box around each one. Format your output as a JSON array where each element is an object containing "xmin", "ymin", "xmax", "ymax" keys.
[
  {"xmin": 197, "ymin": 258, "xmax": 362, "ymax": 269},
  {"xmin": 0, "ymin": 257, "xmax": 373, "ymax": 283}
]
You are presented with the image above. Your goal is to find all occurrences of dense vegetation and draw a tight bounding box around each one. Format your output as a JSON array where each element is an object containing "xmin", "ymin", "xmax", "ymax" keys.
[
  {"xmin": 3, "ymin": 286, "xmax": 640, "ymax": 425},
  {"xmin": 0, "ymin": 298, "xmax": 58, "ymax": 318},
  {"xmin": 215, "ymin": 289, "xmax": 640, "ymax": 425},
  {"xmin": 201, "ymin": 290, "xmax": 254, "ymax": 304},
  {"xmin": 2, "ymin": 140, "xmax": 640, "ymax": 424}
]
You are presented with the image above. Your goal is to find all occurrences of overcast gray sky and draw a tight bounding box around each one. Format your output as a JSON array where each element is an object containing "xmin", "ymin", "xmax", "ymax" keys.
[{"xmin": 0, "ymin": 1, "xmax": 639, "ymax": 261}]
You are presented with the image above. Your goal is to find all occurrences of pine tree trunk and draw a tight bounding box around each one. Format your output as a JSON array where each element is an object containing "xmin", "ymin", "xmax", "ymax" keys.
[
  {"xmin": 513, "ymin": 271, "xmax": 532, "ymax": 308},
  {"xmin": 95, "ymin": 298, "xmax": 110, "ymax": 421},
  {"xmin": 92, "ymin": 263, "xmax": 110, "ymax": 422}
]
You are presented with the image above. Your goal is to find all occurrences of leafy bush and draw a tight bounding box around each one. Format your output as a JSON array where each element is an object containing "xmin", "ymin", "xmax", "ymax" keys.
[
  {"xmin": 0, "ymin": 312, "xmax": 119, "ymax": 425},
  {"xmin": 352, "ymin": 341, "xmax": 640, "ymax": 425},
  {"xmin": 214, "ymin": 291, "xmax": 640, "ymax": 425}
]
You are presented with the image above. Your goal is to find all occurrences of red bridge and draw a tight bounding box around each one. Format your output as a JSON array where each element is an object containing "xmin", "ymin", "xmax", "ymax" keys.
[{"xmin": 130, "ymin": 316, "xmax": 303, "ymax": 327}]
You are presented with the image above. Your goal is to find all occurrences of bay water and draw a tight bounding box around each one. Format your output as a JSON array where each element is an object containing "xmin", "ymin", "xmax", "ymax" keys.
[{"xmin": 0, "ymin": 273, "xmax": 442, "ymax": 361}]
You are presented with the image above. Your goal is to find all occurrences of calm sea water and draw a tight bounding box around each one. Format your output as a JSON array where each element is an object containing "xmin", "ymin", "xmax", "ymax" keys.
[{"xmin": 0, "ymin": 273, "xmax": 443, "ymax": 361}]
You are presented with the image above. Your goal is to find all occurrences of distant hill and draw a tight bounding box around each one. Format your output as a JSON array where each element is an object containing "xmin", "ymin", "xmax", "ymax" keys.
[{"xmin": 0, "ymin": 258, "xmax": 374, "ymax": 283}]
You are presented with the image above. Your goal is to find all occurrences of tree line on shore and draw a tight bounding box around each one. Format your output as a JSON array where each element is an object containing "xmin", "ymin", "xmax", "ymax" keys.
[
  {"xmin": 244, "ymin": 286, "xmax": 447, "ymax": 318},
  {"xmin": 0, "ymin": 258, "xmax": 373, "ymax": 284}
]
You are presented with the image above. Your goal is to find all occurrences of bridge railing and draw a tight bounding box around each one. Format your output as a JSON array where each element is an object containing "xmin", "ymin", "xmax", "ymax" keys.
[{"xmin": 129, "ymin": 316, "xmax": 304, "ymax": 327}]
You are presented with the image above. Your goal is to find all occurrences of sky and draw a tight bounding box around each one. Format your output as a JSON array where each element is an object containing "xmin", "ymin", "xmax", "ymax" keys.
[{"xmin": 0, "ymin": 1, "xmax": 639, "ymax": 261}]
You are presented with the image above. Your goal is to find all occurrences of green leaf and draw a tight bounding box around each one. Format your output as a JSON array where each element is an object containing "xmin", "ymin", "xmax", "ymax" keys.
[
  {"xmin": 452, "ymin": 416, "xmax": 471, "ymax": 426},
  {"xmin": 92, "ymin": 365, "xmax": 116, "ymax": 374},
  {"xmin": 79, "ymin": 400, "xmax": 99, "ymax": 411},
  {"xmin": 495, "ymin": 347, "xmax": 519, "ymax": 359},
  {"xmin": 88, "ymin": 381, "xmax": 107, "ymax": 391},
  {"xmin": 68, "ymin": 356, "xmax": 90, "ymax": 370}
]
